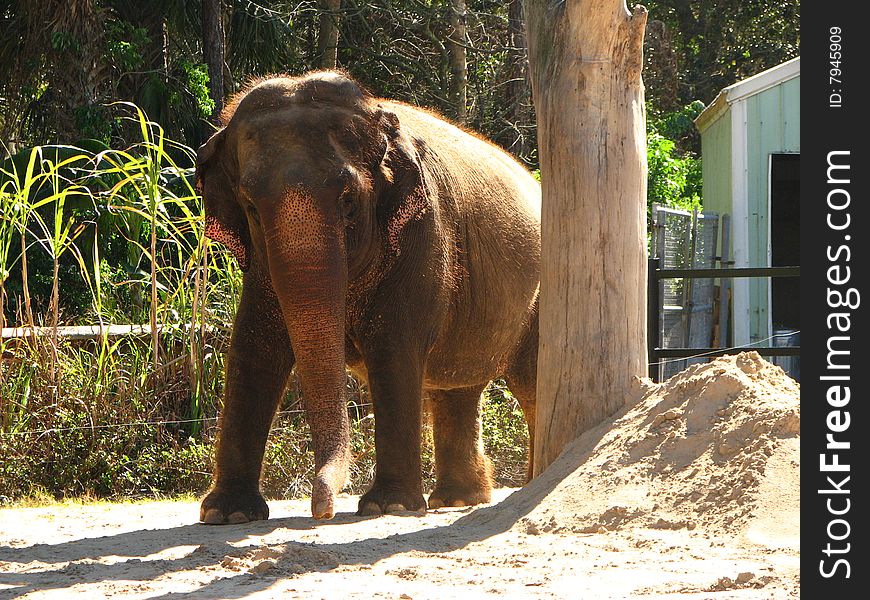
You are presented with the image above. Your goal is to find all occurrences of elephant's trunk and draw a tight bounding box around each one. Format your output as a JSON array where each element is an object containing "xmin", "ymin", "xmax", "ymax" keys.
[{"xmin": 263, "ymin": 194, "xmax": 350, "ymax": 519}]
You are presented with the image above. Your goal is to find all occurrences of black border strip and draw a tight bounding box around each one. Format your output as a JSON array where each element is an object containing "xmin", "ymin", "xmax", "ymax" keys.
[{"xmin": 802, "ymin": 2, "xmax": 867, "ymax": 594}]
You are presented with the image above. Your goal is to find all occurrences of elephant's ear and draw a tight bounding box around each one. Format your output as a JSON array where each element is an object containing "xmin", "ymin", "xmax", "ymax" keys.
[
  {"xmin": 195, "ymin": 130, "xmax": 252, "ymax": 272},
  {"xmin": 375, "ymin": 108, "xmax": 431, "ymax": 254}
]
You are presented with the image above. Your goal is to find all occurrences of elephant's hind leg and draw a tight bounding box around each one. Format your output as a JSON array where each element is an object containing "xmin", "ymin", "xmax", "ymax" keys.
[
  {"xmin": 504, "ymin": 373, "xmax": 536, "ymax": 483},
  {"xmin": 427, "ymin": 385, "xmax": 494, "ymax": 509},
  {"xmin": 504, "ymin": 299, "xmax": 538, "ymax": 482}
]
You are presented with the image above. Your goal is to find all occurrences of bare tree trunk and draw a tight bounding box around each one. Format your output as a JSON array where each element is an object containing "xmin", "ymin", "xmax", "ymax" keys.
[
  {"xmin": 202, "ymin": 0, "xmax": 225, "ymax": 123},
  {"xmin": 644, "ymin": 20, "xmax": 680, "ymax": 114},
  {"xmin": 506, "ymin": 0, "xmax": 531, "ymax": 161},
  {"xmin": 524, "ymin": 1, "xmax": 648, "ymax": 475},
  {"xmin": 446, "ymin": 0, "xmax": 467, "ymax": 123},
  {"xmin": 317, "ymin": 0, "xmax": 342, "ymax": 69}
]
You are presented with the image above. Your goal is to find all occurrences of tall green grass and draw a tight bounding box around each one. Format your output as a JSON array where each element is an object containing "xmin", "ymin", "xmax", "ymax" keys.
[
  {"xmin": 0, "ymin": 107, "xmax": 239, "ymax": 500},
  {"xmin": 0, "ymin": 107, "xmax": 528, "ymax": 504}
]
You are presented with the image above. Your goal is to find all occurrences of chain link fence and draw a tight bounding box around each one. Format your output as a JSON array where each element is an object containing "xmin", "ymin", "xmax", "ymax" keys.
[{"xmin": 651, "ymin": 205, "xmax": 720, "ymax": 380}]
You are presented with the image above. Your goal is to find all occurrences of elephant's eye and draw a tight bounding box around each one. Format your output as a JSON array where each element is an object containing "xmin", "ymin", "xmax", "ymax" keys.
[
  {"xmin": 244, "ymin": 202, "xmax": 260, "ymax": 224},
  {"xmin": 341, "ymin": 192, "xmax": 358, "ymax": 221}
]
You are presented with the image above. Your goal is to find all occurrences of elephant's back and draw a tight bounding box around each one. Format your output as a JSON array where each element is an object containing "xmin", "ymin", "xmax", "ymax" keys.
[{"xmin": 382, "ymin": 101, "xmax": 540, "ymax": 219}]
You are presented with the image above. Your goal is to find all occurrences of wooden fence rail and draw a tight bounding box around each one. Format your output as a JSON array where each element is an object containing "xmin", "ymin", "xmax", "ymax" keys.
[{"xmin": 1, "ymin": 324, "xmax": 218, "ymax": 341}]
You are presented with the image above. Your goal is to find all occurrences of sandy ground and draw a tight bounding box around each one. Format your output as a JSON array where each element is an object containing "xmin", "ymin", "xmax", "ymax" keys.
[{"xmin": 0, "ymin": 353, "xmax": 799, "ymax": 599}]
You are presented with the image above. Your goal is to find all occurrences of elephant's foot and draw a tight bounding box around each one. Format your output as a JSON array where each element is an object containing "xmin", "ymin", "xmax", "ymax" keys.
[
  {"xmin": 429, "ymin": 452, "xmax": 494, "ymax": 509},
  {"xmin": 427, "ymin": 481, "xmax": 492, "ymax": 509},
  {"xmin": 357, "ymin": 482, "xmax": 426, "ymax": 516},
  {"xmin": 200, "ymin": 486, "xmax": 269, "ymax": 525}
]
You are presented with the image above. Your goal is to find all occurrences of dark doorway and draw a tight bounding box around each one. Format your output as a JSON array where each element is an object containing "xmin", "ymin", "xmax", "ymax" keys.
[{"xmin": 769, "ymin": 153, "xmax": 800, "ymax": 378}]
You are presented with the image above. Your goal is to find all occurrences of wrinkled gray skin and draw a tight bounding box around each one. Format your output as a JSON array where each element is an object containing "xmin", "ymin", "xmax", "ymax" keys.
[{"xmin": 195, "ymin": 71, "xmax": 540, "ymax": 524}]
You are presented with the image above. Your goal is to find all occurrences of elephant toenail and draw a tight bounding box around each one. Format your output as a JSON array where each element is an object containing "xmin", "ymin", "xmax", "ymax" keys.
[
  {"xmin": 358, "ymin": 502, "xmax": 383, "ymax": 516},
  {"xmin": 227, "ymin": 511, "xmax": 251, "ymax": 524},
  {"xmin": 202, "ymin": 509, "xmax": 226, "ymax": 525}
]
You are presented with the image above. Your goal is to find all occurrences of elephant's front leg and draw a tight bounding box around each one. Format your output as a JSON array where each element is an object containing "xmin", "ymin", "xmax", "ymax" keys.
[
  {"xmin": 201, "ymin": 275, "xmax": 293, "ymax": 524},
  {"xmin": 357, "ymin": 348, "xmax": 427, "ymax": 515}
]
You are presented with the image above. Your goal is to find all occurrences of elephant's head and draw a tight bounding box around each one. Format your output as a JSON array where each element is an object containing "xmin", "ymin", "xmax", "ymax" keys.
[
  {"xmin": 195, "ymin": 72, "xmax": 432, "ymax": 278},
  {"xmin": 194, "ymin": 71, "xmax": 428, "ymax": 518}
]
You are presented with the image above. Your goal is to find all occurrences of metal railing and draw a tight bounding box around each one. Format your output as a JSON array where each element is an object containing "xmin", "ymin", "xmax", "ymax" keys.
[{"xmin": 647, "ymin": 257, "xmax": 800, "ymax": 381}]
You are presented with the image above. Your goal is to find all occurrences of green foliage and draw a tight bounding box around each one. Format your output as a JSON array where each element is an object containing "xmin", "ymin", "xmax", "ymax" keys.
[
  {"xmin": 0, "ymin": 1, "xmax": 541, "ymax": 165},
  {"xmin": 177, "ymin": 60, "xmax": 216, "ymax": 119},
  {"xmin": 652, "ymin": 100, "xmax": 706, "ymax": 143},
  {"xmin": 0, "ymin": 109, "xmax": 232, "ymax": 499},
  {"xmin": 105, "ymin": 21, "xmax": 150, "ymax": 72},
  {"xmin": 0, "ymin": 336, "xmax": 220, "ymax": 499},
  {"xmin": 73, "ymin": 105, "xmax": 114, "ymax": 146},
  {"xmin": 646, "ymin": 102, "xmax": 704, "ymax": 214},
  {"xmin": 50, "ymin": 31, "xmax": 80, "ymax": 53},
  {"xmin": 0, "ymin": 344, "xmax": 531, "ymax": 502},
  {"xmin": 482, "ymin": 381, "xmax": 530, "ymax": 487},
  {"xmin": 1, "ymin": 0, "xmax": 798, "ymax": 172},
  {"xmin": 643, "ymin": 0, "xmax": 800, "ymax": 110}
]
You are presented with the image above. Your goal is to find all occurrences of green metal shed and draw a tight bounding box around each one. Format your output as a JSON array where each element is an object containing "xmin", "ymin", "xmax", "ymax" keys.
[{"xmin": 694, "ymin": 57, "xmax": 800, "ymax": 349}]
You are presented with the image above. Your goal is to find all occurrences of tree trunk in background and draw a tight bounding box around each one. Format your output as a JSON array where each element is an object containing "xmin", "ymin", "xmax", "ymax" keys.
[
  {"xmin": 643, "ymin": 20, "xmax": 679, "ymax": 114},
  {"xmin": 666, "ymin": 0, "xmax": 722, "ymax": 104},
  {"xmin": 506, "ymin": 0, "xmax": 531, "ymax": 162},
  {"xmin": 202, "ymin": 0, "xmax": 225, "ymax": 124},
  {"xmin": 524, "ymin": 1, "xmax": 648, "ymax": 476},
  {"xmin": 446, "ymin": 0, "xmax": 467, "ymax": 123},
  {"xmin": 318, "ymin": 0, "xmax": 342, "ymax": 69}
]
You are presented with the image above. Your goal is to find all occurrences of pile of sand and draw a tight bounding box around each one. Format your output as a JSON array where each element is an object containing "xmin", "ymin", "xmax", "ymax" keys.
[{"xmin": 471, "ymin": 352, "xmax": 800, "ymax": 546}]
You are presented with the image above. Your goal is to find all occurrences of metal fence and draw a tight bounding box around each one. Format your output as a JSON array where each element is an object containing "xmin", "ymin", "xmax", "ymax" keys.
[
  {"xmin": 650, "ymin": 205, "xmax": 720, "ymax": 379},
  {"xmin": 648, "ymin": 204, "xmax": 800, "ymax": 382}
]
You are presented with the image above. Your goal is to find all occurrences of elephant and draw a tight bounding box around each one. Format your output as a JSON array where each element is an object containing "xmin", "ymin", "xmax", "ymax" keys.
[{"xmin": 195, "ymin": 70, "xmax": 540, "ymax": 524}]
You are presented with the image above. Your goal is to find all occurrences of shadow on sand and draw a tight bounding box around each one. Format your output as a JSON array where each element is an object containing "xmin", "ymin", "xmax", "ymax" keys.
[{"xmin": 0, "ymin": 427, "xmax": 599, "ymax": 599}]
